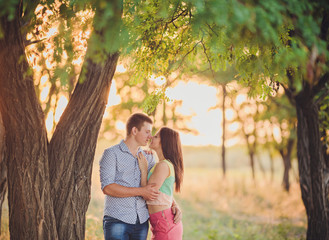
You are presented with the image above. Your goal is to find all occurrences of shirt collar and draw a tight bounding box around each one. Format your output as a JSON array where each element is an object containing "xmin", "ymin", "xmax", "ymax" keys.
[{"xmin": 119, "ymin": 140, "xmax": 142, "ymax": 155}]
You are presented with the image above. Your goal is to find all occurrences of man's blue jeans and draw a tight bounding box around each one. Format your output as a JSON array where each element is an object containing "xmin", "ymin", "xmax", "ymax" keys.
[{"xmin": 103, "ymin": 216, "xmax": 149, "ymax": 240}]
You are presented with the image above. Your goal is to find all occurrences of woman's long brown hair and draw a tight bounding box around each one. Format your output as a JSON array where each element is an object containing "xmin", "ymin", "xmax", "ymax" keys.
[{"xmin": 159, "ymin": 127, "xmax": 184, "ymax": 192}]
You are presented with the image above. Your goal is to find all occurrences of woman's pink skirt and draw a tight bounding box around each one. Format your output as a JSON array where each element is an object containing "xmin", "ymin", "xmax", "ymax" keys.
[{"xmin": 149, "ymin": 208, "xmax": 183, "ymax": 240}]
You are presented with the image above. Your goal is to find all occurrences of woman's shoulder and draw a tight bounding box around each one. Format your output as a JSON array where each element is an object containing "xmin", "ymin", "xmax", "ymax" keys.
[
  {"xmin": 163, "ymin": 159, "xmax": 173, "ymax": 167},
  {"xmin": 163, "ymin": 160, "xmax": 175, "ymax": 176},
  {"xmin": 154, "ymin": 160, "xmax": 171, "ymax": 172}
]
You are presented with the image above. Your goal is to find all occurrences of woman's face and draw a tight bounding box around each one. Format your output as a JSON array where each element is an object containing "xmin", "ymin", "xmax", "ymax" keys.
[{"xmin": 149, "ymin": 131, "xmax": 161, "ymax": 151}]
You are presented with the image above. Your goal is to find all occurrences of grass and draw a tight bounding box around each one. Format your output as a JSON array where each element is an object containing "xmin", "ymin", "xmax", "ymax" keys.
[
  {"xmin": 175, "ymin": 169, "xmax": 306, "ymax": 240},
  {"xmin": 0, "ymin": 140, "xmax": 306, "ymax": 239}
]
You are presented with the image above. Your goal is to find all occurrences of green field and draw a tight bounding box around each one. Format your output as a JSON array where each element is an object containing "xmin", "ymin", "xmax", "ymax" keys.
[{"xmin": 1, "ymin": 140, "xmax": 306, "ymax": 240}]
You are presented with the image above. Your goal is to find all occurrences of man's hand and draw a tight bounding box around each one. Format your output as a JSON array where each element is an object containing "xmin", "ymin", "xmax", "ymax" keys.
[
  {"xmin": 141, "ymin": 183, "xmax": 159, "ymax": 201},
  {"xmin": 172, "ymin": 203, "xmax": 182, "ymax": 223}
]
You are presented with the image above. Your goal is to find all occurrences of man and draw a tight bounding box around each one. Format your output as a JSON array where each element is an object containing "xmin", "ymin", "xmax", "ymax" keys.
[{"xmin": 100, "ymin": 113, "xmax": 182, "ymax": 240}]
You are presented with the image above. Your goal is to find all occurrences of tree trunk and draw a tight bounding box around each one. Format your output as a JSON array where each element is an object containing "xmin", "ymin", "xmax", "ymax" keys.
[
  {"xmin": 295, "ymin": 92, "xmax": 328, "ymax": 240},
  {"xmin": 281, "ymin": 154, "xmax": 291, "ymax": 192},
  {"xmin": 280, "ymin": 138, "xmax": 294, "ymax": 192},
  {"xmin": 0, "ymin": 11, "xmax": 58, "ymax": 240},
  {"xmin": 268, "ymin": 150, "xmax": 274, "ymax": 182},
  {"xmin": 248, "ymin": 149, "xmax": 255, "ymax": 180},
  {"xmin": 47, "ymin": 6, "xmax": 121, "ymax": 240},
  {"xmin": 48, "ymin": 53, "xmax": 119, "ymax": 240},
  {"xmin": 0, "ymin": 110, "xmax": 7, "ymax": 235},
  {"xmin": 256, "ymin": 154, "xmax": 266, "ymax": 177},
  {"xmin": 221, "ymin": 84, "xmax": 226, "ymax": 177},
  {"xmin": 0, "ymin": 1, "xmax": 122, "ymax": 239}
]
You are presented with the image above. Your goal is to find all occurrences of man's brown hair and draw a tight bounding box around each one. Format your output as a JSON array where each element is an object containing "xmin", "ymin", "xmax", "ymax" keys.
[{"xmin": 126, "ymin": 113, "xmax": 153, "ymax": 136}]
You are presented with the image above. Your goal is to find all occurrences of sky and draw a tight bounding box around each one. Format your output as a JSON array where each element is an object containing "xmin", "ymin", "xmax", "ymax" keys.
[
  {"xmin": 105, "ymin": 65, "xmax": 241, "ymax": 147},
  {"xmin": 44, "ymin": 64, "xmax": 246, "ymax": 147}
]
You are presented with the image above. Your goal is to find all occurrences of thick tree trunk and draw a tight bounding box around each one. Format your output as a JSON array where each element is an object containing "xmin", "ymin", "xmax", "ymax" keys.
[
  {"xmin": 0, "ymin": 111, "xmax": 6, "ymax": 235},
  {"xmin": 48, "ymin": 53, "xmax": 119, "ymax": 240},
  {"xmin": 323, "ymin": 129, "xmax": 329, "ymax": 228},
  {"xmin": 0, "ymin": 1, "xmax": 122, "ymax": 239},
  {"xmin": 0, "ymin": 12, "xmax": 58, "ymax": 240},
  {"xmin": 295, "ymin": 92, "xmax": 328, "ymax": 240},
  {"xmin": 47, "ymin": 5, "xmax": 121, "ymax": 240}
]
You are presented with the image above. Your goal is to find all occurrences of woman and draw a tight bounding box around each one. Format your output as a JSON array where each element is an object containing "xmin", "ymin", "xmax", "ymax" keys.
[{"xmin": 137, "ymin": 127, "xmax": 184, "ymax": 240}]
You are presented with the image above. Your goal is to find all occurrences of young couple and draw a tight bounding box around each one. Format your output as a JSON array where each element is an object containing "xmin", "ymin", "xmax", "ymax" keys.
[{"xmin": 99, "ymin": 113, "xmax": 184, "ymax": 240}]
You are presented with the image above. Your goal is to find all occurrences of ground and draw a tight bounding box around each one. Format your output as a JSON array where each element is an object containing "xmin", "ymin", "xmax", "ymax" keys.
[{"xmin": 0, "ymin": 141, "xmax": 306, "ymax": 240}]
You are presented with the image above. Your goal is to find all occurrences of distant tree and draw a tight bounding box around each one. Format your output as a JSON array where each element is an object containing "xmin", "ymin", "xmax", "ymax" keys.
[
  {"xmin": 260, "ymin": 94, "xmax": 297, "ymax": 191},
  {"xmin": 127, "ymin": 1, "xmax": 329, "ymax": 238},
  {"xmin": 100, "ymin": 64, "xmax": 193, "ymax": 142},
  {"xmin": 206, "ymin": 69, "xmax": 237, "ymax": 178},
  {"xmin": 229, "ymin": 92, "xmax": 264, "ymax": 179}
]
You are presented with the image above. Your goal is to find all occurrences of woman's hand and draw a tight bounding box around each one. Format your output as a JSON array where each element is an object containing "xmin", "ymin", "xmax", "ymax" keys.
[
  {"xmin": 137, "ymin": 151, "xmax": 149, "ymax": 186},
  {"xmin": 137, "ymin": 152, "xmax": 148, "ymax": 187},
  {"xmin": 137, "ymin": 152, "xmax": 148, "ymax": 172}
]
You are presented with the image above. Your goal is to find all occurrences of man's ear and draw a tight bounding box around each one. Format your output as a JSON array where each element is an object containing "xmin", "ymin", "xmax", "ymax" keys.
[{"xmin": 132, "ymin": 126, "xmax": 138, "ymax": 135}]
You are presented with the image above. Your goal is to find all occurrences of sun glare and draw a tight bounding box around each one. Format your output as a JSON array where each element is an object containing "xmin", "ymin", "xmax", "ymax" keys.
[
  {"xmin": 236, "ymin": 94, "xmax": 246, "ymax": 105},
  {"xmin": 116, "ymin": 121, "xmax": 125, "ymax": 130},
  {"xmin": 116, "ymin": 64, "xmax": 127, "ymax": 73},
  {"xmin": 165, "ymin": 81, "xmax": 226, "ymax": 146},
  {"xmin": 54, "ymin": 96, "xmax": 68, "ymax": 123},
  {"xmin": 107, "ymin": 79, "xmax": 121, "ymax": 107},
  {"xmin": 46, "ymin": 27, "xmax": 58, "ymax": 38},
  {"xmin": 46, "ymin": 110, "xmax": 54, "ymax": 133},
  {"xmin": 151, "ymin": 75, "xmax": 166, "ymax": 86},
  {"xmin": 40, "ymin": 86, "xmax": 50, "ymax": 102},
  {"xmin": 273, "ymin": 125, "xmax": 282, "ymax": 143},
  {"xmin": 225, "ymin": 109, "xmax": 235, "ymax": 121}
]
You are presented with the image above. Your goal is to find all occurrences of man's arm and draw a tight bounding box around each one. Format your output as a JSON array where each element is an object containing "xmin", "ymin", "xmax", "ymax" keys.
[
  {"xmin": 171, "ymin": 198, "xmax": 182, "ymax": 223},
  {"xmin": 100, "ymin": 148, "xmax": 159, "ymax": 200},
  {"xmin": 103, "ymin": 183, "xmax": 159, "ymax": 201}
]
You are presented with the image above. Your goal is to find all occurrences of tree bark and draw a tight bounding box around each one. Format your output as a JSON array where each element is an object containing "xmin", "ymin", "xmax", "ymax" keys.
[
  {"xmin": 0, "ymin": 10, "xmax": 58, "ymax": 240},
  {"xmin": 0, "ymin": 1, "xmax": 122, "ymax": 239},
  {"xmin": 295, "ymin": 90, "xmax": 328, "ymax": 240},
  {"xmin": 48, "ymin": 53, "xmax": 119, "ymax": 240},
  {"xmin": 47, "ymin": 5, "xmax": 121, "ymax": 240},
  {"xmin": 0, "ymin": 109, "xmax": 7, "ymax": 235}
]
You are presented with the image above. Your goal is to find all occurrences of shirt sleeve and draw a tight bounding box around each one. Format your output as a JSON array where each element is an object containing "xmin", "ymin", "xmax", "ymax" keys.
[{"xmin": 99, "ymin": 148, "xmax": 116, "ymax": 190}]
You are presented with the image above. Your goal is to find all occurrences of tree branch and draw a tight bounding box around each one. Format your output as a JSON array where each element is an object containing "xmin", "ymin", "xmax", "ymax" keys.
[
  {"xmin": 206, "ymin": 23, "xmax": 219, "ymax": 37},
  {"xmin": 201, "ymin": 39, "xmax": 215, "ymax": 79},
  {"xmin": 24, "ymin": 38, "xmax": 47, "ymax": 46},
  {"xmin": 176, "ymin": 40, "xmax": 201, "ymax": 70}
]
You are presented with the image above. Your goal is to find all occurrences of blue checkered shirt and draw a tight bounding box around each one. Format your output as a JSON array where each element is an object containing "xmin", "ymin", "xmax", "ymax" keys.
[{"xmin": 99, "ymin": 140, "xmax": 156, "ymax": 224}]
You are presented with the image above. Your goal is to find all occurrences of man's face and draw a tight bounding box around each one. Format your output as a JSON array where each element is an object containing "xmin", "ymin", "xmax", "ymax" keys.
[{"xmin": 135, "ymin": 122, "xmax": 153, "ymax": 146}]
